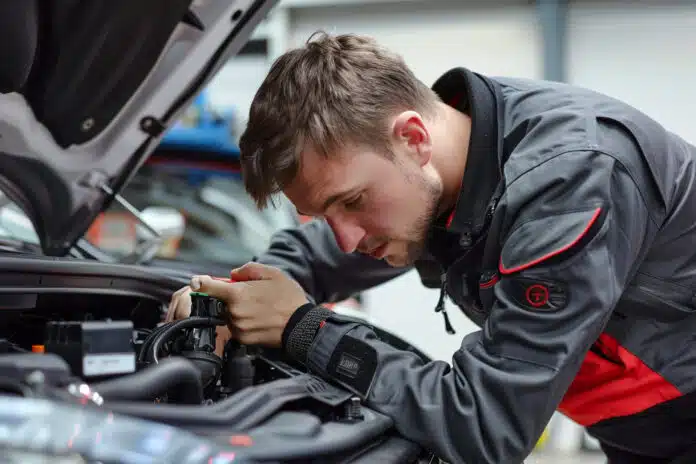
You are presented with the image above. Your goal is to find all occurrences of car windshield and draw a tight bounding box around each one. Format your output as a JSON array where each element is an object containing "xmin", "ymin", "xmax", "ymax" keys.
[
  {"xmin": 0, "ymin": 192, "xmax": 41, "ymax": 246},
  {"xmin": 0, "ymin": 155, "xmax": 299, "ymax": 266}
]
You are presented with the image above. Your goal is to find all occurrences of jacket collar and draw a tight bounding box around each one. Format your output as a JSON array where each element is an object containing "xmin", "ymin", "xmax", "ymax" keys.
[{"xmin": 429, "ymin": 67, "xmax": 505, "ymax": 240}]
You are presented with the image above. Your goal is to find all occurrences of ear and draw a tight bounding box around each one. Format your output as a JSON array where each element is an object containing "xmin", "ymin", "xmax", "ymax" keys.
[{"xmin": 391, "ymin": 110, "xmax": 432, "ymax": 167}]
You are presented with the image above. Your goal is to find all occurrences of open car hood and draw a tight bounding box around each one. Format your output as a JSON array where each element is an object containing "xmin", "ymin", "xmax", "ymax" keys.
[{"xmin": 0, "ymin": 0, "xmax": 277, "ymax": 257}]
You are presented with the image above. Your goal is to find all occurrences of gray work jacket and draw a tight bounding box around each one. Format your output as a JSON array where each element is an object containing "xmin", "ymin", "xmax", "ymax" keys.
[{"xmin": 258, "ymin": 67, "xmax": 696, "ymax": 463}]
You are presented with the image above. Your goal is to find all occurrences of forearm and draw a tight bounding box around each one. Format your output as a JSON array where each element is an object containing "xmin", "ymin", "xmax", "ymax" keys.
[{"xmin": 281, "ymin": 309, "xmax": 558, "ymax": 463}]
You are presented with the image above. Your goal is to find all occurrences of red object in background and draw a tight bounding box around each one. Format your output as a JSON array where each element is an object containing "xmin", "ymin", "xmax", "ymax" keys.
[
  {"xmin": 85, "ymin": 212, "xmax": 137, "ymax": 254},
  {"xmin": 229, "ymin": 434, "xmax": 253, "ymax": 447}
]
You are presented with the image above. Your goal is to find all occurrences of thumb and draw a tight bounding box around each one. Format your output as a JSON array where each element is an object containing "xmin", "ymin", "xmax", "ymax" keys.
[
  {"xmin": 189, "ymin": 275, "xmax": 237, "ymax": 301},
  {"xmin": 230, "ymin": 262, "xmax": 283, "ymax": 281}
]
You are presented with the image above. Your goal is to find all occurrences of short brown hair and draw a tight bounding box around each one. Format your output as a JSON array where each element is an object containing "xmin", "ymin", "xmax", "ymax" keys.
[{"xmin": 238, "ymin": 31, "xmax": 440, "ymax": 208}]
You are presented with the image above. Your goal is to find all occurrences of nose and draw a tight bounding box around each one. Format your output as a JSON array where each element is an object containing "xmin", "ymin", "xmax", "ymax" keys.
[{"xmin": 326, "ymin": 215, "xmax": 365, "ymax": 253}]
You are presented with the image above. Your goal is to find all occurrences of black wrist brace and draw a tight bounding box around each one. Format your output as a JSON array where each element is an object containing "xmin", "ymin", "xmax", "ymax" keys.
[{"xmin": 282, "ymin": 303, "xmax": 333, "ymax": 364}]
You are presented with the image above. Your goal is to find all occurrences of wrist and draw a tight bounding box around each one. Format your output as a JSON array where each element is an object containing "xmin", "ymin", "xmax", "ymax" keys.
[{"xmin": 282, "ymin": 303, "xmax": 332, "ymax": 364}]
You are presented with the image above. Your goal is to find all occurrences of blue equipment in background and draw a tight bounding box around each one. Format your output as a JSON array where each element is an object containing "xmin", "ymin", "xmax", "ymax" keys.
[
  {"xmin": 159, "ymin": 91, "xmax": 241, "ymax": 157},
  {"xmin": 150, "ymin": 91, "xmax": 242, "ymax": 185}
]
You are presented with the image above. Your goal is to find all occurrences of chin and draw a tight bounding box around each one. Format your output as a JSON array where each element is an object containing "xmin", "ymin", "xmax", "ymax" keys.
[
  {"xmin": 381, "ymin": 238, "xmax": 425, "ymax": 267},
  {"xmin": 384, "ymin": 254, "xmax": 413, "ymax": 268}
]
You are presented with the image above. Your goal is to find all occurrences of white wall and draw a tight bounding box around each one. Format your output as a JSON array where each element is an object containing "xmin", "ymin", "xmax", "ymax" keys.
[
  {"xmin": 286, "ymin": 0, "xmax": 542, "ymax": 362},
  {"xmin": 567, "ymin": 1, "xmax": 696, "ymax": 145},
  {"xmin": 206, "ymin": 8, "xmax": 290, "ymax": 139},
  {"xmin": 290, "ymin": 0, "xmax": 542, "ymax": 87},
  {"xmin": 206, "ymin": 55, "xmax": 270, "ymax": 138}
]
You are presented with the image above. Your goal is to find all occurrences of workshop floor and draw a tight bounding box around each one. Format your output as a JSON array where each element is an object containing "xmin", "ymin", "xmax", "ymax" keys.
[{"xmin": 526, "ymin": 451, "xmax": 605, "ymax": 464}]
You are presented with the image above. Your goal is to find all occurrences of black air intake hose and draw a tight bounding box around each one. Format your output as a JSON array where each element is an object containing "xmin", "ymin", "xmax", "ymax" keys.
[{"xmin": 90, "ymin": 357, "xmax": 203, "ymax": 405}]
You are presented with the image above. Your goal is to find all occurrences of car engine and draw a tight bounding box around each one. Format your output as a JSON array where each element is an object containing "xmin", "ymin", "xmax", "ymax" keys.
[{"xmin": 0, "ymin": 287, "xmax": 434, "ymax": 463}]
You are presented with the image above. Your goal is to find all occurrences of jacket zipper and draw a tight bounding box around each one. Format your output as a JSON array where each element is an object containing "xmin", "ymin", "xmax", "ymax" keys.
[{"xmin": 435, "ymin": 272, "xmax": 456, "ymax": 334}]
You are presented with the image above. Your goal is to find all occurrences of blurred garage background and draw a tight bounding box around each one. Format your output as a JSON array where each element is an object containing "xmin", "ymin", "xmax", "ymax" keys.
[{"xmin": 132, "ymin": 1, "xmax": 696, "ymax": 461}]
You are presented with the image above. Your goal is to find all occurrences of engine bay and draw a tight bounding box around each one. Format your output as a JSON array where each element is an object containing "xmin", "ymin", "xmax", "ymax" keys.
[{"xmin": 0, "ymin": 282, "xmax": 431, "ymax": 463}]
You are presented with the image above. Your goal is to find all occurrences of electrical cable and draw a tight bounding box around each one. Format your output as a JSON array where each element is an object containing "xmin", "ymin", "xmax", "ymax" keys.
[{"xmin": 148, "ymin": 317, "xmax": 225, "ymax": 364}]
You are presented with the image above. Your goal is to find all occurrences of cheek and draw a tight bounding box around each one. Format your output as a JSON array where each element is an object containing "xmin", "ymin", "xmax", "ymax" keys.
[
  {"xmin": 361, "ymin": 173, "xmax": 425, "ymax": 232},
  {"xmin": 363, "ymin": 195, "xmax": 411, "ymax": 232}
]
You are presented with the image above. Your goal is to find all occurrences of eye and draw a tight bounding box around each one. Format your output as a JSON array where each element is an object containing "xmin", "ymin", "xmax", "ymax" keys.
[{"xmin": 344, "ymin": 193, "xmax": 364, "ymax": 211}]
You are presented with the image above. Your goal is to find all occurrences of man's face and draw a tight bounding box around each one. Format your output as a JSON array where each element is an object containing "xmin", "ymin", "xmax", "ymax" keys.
[{"xmin": 284, "ymin": 138, "xmax": 442, "ymax": 267}]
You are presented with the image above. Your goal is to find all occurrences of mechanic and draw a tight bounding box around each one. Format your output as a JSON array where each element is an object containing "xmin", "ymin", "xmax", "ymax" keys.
[{"xmin": 167, "ymin": 32, "xmax": 696, "ymax": 463}]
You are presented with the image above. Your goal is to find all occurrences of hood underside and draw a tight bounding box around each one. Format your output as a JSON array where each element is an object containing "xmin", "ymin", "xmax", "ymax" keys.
[{"xmin": 0, "ymin": 0, "xmax": 277, "ymax": 256}]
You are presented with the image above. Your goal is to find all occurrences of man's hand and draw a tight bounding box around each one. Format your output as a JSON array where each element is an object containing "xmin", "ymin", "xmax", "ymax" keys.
[
  {"xmin": 165, "ymin": 284, "xmax": 232, "ymax": 356},
  {"xmin": 165, "ymin": 285, "xmax": 193, "ymax": 322},
  {"xmin": 189, "ymin": 262, "xmax": 309, "ymax": 347}
]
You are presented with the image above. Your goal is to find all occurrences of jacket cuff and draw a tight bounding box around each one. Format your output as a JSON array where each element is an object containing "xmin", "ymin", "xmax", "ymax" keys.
[{"xmin": 282, "ymin": 303, "xmax": 333, "ymax": 364}]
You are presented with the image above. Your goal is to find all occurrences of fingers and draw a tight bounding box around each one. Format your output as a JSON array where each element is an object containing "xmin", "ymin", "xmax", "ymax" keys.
[
  {"xmin": 189, "ymin": 273, "xmax": 276, "ymax": 318},
  {"xmin": 188, "ymin": 275, "xmax": 254, "ymax": 319},
  {"xmin": 214, "ymin": 325, "xmax": 233, "ymax": 357},
  {"xmin": 229, "ymin": 262, "xmax": 283, "ymax": 281},
  {"xmin": 166, "ymin": 272, "xmax": 244, "ymax": 323},
  {"xmin": 165, "ymin": 285, "xmax": 192, "ymax": 322},
  {"xmin": 190, "ymin": 275, "xmax": 241, "ymax": 301}
]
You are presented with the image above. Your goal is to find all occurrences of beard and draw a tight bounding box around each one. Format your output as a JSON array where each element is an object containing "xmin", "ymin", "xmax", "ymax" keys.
[{"xmin": 386, "ymin": 164, "xmax": 442, "ymax": 267}]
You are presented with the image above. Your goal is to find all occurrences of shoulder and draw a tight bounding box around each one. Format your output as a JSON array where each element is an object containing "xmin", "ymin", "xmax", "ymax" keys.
[
  {"xmin": 494, "ymin": 78, "xmax": 620, "ymax": 180},
  {"xmin": 495, "ymin": 147, "xmax": 658, "ymax": 276},
  {"xmin": 491, "ymin": 77, "xmax": 665, "ymax": 214}
]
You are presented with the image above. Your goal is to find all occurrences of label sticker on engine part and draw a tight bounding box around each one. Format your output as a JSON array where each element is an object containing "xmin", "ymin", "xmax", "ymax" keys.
[{"xmin": 83, "ymin": 353, "xmax": 136, "ymax": 377}]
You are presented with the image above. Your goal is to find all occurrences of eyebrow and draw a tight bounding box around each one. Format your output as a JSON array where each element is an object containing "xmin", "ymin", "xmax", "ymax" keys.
[{"xmin": 297, "ymin": 189, "xmax": 357, "ymax": 216}]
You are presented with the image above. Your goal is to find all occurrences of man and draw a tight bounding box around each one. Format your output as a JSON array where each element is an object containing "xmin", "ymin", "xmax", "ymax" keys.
[{"xmin": 167, "ymin": 32, "xmax": 696, "ymax": 463}]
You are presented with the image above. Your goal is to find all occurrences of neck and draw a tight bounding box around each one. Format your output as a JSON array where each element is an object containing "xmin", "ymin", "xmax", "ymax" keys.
[{"xmin": 430, "ymin": 101, "xmax": 471, "ymax": 216}]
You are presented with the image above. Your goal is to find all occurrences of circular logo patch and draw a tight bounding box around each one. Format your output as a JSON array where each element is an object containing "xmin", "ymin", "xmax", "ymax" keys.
[{"xmin": 525, "ymin": 284, "xmax": 549, "ymax": 307}]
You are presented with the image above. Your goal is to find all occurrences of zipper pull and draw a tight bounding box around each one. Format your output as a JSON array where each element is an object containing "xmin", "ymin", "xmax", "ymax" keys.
[{"xmin": 435, "ymin": 273, "xmax": 456, "ymax": 335}]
